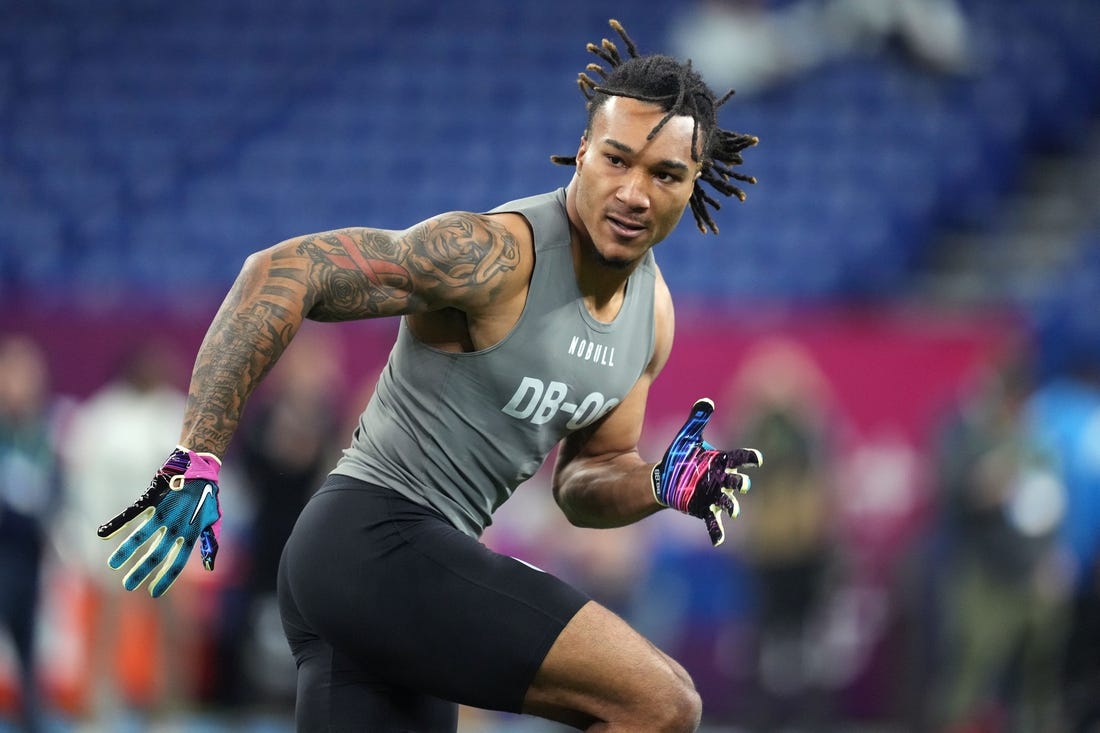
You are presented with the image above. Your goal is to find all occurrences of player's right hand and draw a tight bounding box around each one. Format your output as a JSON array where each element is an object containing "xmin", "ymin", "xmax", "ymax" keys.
[
  {"xmin": 652, "ymin": 398, "xmax": 763, "ymax": 546},
  {"xmin": 97, "ymin": 447, "xmax": 223, "ymax": 597}
]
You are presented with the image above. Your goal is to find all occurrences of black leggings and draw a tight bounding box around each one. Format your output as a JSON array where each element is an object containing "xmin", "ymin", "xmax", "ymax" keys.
[{"xmin": 277, "ymin": 475, "xmax": 589, "ymax": 732}]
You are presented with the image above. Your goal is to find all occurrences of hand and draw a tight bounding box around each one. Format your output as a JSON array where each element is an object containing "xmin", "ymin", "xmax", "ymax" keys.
[
  {"xmin": 97, "ymin": 447, "xmax": 223, "ymax": 597},
  {"xmin": 652, "ymin": 398, "xmax": 762, "ymax": 546}
]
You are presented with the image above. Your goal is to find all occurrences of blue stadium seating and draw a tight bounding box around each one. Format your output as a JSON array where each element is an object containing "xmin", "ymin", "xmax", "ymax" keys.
[{"xmin": 2, "ymin": 0, "xmax": 1098, "ymax": 350}]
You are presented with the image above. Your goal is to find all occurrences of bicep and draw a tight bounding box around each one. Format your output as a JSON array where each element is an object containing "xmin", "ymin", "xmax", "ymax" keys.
[{"xmin": 296, "ymin": 212, "xmax": 523, "ymax": 322}]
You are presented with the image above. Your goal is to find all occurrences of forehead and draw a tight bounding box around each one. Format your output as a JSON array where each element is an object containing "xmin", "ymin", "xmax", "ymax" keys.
[{"xmin": 590, "ymin": 96, "xmax": 699, "ymax": 161}]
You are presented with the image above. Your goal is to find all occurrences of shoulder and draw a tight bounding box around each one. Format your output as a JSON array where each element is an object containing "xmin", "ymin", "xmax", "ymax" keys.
[{"xmin": 403, "ymin": 210, "xmax": 534, "ymax": 311}]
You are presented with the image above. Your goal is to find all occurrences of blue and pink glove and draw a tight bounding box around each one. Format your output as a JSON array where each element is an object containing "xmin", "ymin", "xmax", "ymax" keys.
[
  {"xmin": 652, "ymin": 398, "xmax": 762, "ymax": 546},
  {"xmin": 97, "ymin": 447, "xmax": 222, "ymax": 597}
]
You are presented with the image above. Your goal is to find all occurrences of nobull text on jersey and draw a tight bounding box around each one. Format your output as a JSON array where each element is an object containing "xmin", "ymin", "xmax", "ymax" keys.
[{"xmin": 568, "ymin": 336, "xmax": 616, "ymax": 367}]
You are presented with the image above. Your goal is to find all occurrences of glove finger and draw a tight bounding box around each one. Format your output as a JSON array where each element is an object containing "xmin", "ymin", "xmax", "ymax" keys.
[
  {"xmin": 98, "ymin": 499, "xmax": 154, "ymax": 539},
  {"xmin": 675, "ymin": 398, "xmax": 715, "ymax": 447},
  {"xmin": 727, "ymin": 448, "xmax": 763, "ymax": 468},
  {"xmin": 705, "ymin": 506, "xmax": 726, "ymax": 547},
  {"xmin": 717, "ymin": 444, "xmax": 761, "ymax": 468},
  {"xmin": 720, "ymin": 469, "xmax": 750, "ymax": 494},
  {"xmin": 122, "ymin": 526, "xmax": 171, "ymax": 591},
  {"xmin": 98, "ymin": 475, "xmax": 172, "ymax": 538},
  {"xmin": 98, "ymin": 508, "xmax": 140, "ymax": 539},
  {"xmin": 717, "ymin": 487, "xmax": 742, "ymax": 518},
  {"xmin": 106, "ymin": 507, "xmax": 157, "ymax": 570},
  {"xmin": 149, "ymin": 536, "xmax": 192, "ymax": 598}
]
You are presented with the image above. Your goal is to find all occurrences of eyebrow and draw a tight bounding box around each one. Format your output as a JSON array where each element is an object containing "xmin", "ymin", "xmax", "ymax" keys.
[{"xmin": 602, "ymin": 138, "xmax": 692, "ymax": 173}]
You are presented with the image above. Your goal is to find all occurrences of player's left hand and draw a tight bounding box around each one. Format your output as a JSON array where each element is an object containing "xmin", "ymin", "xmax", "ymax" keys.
[
  {"xmin": 97, "ymin": 447, "xmax": 223, "ymax": 597},
  {"xmin": 652, "ymin": 398, "xmax": 762, "ymax": 546}
]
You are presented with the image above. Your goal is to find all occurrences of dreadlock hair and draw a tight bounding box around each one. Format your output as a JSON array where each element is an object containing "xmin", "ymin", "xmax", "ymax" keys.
[{"xmin": 551, "ymin": 19, "xmax": 758, "ymax": 235}]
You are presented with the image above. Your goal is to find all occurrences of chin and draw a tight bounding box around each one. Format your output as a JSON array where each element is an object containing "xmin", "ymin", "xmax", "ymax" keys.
[{"xmin": 592, "ymin": 244, "xmax": 638, "ymax": 271}]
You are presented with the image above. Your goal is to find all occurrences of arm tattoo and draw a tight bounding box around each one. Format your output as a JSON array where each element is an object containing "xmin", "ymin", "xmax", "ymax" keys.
[
  {"xmin": 180, "ymin": 212, "xmax": 519, "ymax": 453},
  {"xmin": 297, "ymin": 230, "xmax": 415, "ymax": 320},
  {"xmin": 302, "ymin": 214, "xmax": 519, "ymax": 320},
  {"xmin": 406, "ymin": 213, "xmax": 521, "ymax": 292},
  {"xmin": 182, "ymin": 265, "xmax": 302, "ymax": 455}
]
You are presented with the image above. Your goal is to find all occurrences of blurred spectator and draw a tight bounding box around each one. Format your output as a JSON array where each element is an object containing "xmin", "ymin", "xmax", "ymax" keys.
[
  {"xmin": 0, "ymin": 334, "xmax": 61, "ymax": 732},
  {"xmin": 1025, "ymin": 356, "xmax": 1100, "ymax": 732},
  {"xmin": 720, "ymin": 338, "xmax": 843, "ymax": 728},
  {"xmin": 668, "ymin": 0, "xmax": 972, "ymax": 96},
  {"xmin": 213, "ymin": 325, "xmax": 343, "ymax": 712},
  {"xmin": 59, "ymin": 339, "xmax": 191, "ymax": 725},
  {"xmin": 930, "ymin": 356, "xmax": 1071, "ymax": 732}
]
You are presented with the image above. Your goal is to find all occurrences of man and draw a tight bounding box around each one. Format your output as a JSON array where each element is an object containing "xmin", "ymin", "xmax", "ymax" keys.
[
  {"xmin": 0, "ymin": 335, "xmax": 59, "ymax": 733},
  {"xmin": 99, "ymin": 20, "xmax": 763, "ymax": 731}
]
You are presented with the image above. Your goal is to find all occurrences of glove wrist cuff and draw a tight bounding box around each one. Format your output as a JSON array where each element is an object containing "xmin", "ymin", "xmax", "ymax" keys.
[
  {"xmin": 651, "ymin": 464, "xmax": 666, "ymax": 507},
  {"xmin": 176, "ymin": 445, "xmax": 222, "ymax": 465}
]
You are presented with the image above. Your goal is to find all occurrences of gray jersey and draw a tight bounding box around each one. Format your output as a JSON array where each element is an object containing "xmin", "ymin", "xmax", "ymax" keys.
[{"xmin": 332, "ymin": 188, "xmax": 657, "ymax": 537}]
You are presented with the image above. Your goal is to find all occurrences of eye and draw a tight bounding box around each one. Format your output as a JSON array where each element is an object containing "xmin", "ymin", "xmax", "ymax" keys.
[{"xmin": 605, "ymin": 154, "xmax": 626, "ymax": 167}]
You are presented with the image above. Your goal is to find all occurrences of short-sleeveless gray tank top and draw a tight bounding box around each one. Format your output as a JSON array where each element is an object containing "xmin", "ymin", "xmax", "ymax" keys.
[{"xmin": 332, "ymin": 188, "xmax": 657, "ymax": 536}]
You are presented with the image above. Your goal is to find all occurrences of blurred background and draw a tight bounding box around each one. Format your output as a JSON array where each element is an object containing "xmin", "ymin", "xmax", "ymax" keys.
[{"xmin": 1, "ymin": 0, "xmax": 1098, "ymax": 731}]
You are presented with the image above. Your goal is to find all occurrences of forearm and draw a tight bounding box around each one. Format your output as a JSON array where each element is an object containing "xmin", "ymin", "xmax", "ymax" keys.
[
  {"xmin": 553, "ymin": 450, "xmax": 665, "ymax": 529},
  {"xmin": 179, "ymin": 249, "xmax": 312, "ymax": 456}
]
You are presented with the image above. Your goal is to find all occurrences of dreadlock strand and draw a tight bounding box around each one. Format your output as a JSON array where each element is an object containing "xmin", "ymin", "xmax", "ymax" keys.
[
  {"xmin": 586, "ymin": 42, "xmax": 619, "ymax": 68},
  {"xmin": 711, "ymin": 160, "xmax": 755, "ymax": 186},
  {"xmin": 705, "ymin": 176, "xmax": 747, "ymax": 202},
  {"xmin": 642, "ymin": 67, "xmax": 686, "ymax": 144},
  {"xmin": 586, "ymin": 62, "xmax": 608, "ymax": 80},
  {"xmin": 600, "ymin": 38, "xmax": 621, "ymax": 66},
  {"xmin": 710, "ymin": 161, "xmax": 737, "ymax": 182},
  {"xmin": 647, "ymin": 110, "xmax": 676, "ymax": 142},
  {"xmin": 697, "ymin": 185, "xmax": 724, "ymax": 212},
  {"xmin": 646, "ymin": 64, "xmax": 691, "ymax": 144},
  {"xmin": 700, "ymin": 169, "xmax": 738, "ymax": 198},
  {"xmin": 688, "ymin": 197, "xmax": 707, "ymax": 234},
  {"xmin": 608, "ymin": 19, "xmax": 639, "ymax": 59},
  {"xmin": 578, "ymin": 73, "xmax": 600, "ymax": 99},
  {"xmin": 592, "ymin": 86, "xmax": 675, "ymax": 105},
  {"xmin": 739, "ymin": 134, "xmax": 760, "ymax": 152},
  {"xmin": 689, "ymin": 194, "xmax": 718, "ymax": 235}
]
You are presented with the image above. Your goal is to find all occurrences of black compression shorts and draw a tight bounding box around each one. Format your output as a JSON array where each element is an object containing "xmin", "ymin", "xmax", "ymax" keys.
[{"xmin": 277, "ymin": 474, "xmax": 591, "ymax": 732}]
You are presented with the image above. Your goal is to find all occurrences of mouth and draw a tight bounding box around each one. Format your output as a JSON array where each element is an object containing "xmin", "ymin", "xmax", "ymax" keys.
[{"xmin": 606, "ymin": 213, "xmax": 648, "ymax": 239}]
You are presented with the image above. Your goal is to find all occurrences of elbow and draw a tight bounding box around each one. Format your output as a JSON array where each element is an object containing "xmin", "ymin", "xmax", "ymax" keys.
[
  {"xmin": 236, "ymin": 246, "xmax": 281, "ymax": 288},
  {"xmin": 552, "ymin": 483, "xmax": 596, "ymax": 528},
  {"xmin": 235, "ymin": 242, "xmax": 315, "ymax": 316}
]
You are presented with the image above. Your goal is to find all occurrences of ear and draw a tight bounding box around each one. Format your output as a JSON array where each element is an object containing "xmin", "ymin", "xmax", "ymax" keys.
[{"xmin": 575, "ymin": 134, "xmax": 589, "ymax": 168}]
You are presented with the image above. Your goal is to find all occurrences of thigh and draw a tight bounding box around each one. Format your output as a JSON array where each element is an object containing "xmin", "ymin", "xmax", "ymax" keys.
[
  {"xmin": 289, "ymin": 629, "xmax": 458, "ymax": 733},
  {"xmin": 279, "ymin": 478, "xmax": 590, "ymax": 716},
  {"xmin": 522, "ymin": 601, "xmax": 699, "ymax": 729}
]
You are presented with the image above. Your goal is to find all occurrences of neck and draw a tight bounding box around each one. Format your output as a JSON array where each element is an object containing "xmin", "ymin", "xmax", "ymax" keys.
[{"xmin": 570, "ymin": 229, "xmax": 642, "ymax": 324}]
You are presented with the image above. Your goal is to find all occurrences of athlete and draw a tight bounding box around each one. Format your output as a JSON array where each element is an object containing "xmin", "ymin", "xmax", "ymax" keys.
[{"xmin": 98, "ymin": 20, "xmax": 763, "ymax": 732}]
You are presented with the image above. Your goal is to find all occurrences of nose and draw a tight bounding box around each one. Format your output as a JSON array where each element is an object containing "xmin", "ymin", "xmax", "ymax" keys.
[{"xmin": 616, "ymin": 169, "xmax": 650, "ymax": 211}]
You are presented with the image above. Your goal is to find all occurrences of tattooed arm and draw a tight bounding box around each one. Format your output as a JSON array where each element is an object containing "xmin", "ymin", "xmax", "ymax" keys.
[{"xmin": 179, "ymin": 213, "xmax": 523, "ymax": 456}]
